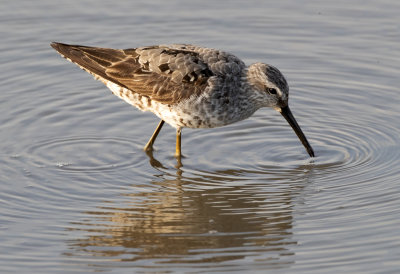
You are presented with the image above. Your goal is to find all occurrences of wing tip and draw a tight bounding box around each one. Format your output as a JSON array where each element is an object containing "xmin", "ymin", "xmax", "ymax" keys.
[
  {"xmin": 50, "ymin": 42, "xmax": 70, "ymax": 55},
  {"xmin": 50, "ymin": 41, "xmax": 59, "ymax": 51}
]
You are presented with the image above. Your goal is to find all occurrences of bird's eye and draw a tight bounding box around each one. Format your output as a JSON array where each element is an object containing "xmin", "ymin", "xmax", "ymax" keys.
[{"xmin": 267, "ymin": 88, "xmax": 277, "ymax": 95}]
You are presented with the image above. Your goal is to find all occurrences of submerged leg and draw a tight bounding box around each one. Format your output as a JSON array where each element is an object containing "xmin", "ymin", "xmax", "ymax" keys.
[
  {"xmin": 144, "ymin": 120, "xmax": 165, "ymax": 151},
  {"xmin": 175, "ymin": 128, "xmax": 182, "ymax": 158}
]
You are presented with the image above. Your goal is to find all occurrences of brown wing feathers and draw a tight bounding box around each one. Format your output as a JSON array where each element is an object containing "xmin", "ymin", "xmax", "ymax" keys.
[
  {"xmin": 51, "ymin": 42, "xmax": 213, "ymax": 104},
  {"xmin": 50, "ymin": 43, "xmax": 128, "ymax": 87}
]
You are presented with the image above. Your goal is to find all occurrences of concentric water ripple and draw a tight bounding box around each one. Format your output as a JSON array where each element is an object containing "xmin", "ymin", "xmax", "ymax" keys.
[{"xmin": 25, "ymin": 136, "xmax": 144, "ymax": 172}]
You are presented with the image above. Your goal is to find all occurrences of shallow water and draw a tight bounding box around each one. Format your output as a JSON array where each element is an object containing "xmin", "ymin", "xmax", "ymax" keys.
[{"xmin": 1, "ymin": 0, "xmax": 400, "ymax": 273}]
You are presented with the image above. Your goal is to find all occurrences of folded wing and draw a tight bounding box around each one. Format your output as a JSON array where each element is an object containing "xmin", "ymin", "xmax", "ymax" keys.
[{"xmin": 51, "ymin": 42, "xmax": 218, "ymax": 104}]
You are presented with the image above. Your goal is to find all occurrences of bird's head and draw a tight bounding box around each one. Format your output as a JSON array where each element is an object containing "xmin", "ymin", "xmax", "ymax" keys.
[
  {"xmin": 247, "ymin": 63, "xmax": 315, "ymax": 157},
  {"xmin": 247, "ymin": 63, "xmax": 289, "ymax": 108}
]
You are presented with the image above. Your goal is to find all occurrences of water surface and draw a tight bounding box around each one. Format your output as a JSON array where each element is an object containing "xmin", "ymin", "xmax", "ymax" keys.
[{"xmin": 1, "ymin": 0, "xmax": 400, "ymax": 273}]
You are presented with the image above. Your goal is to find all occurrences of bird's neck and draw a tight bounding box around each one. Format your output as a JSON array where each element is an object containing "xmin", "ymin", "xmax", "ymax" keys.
[{"xmin": 226, "ymin": 72, "xmax": 264, "ymax": 123}]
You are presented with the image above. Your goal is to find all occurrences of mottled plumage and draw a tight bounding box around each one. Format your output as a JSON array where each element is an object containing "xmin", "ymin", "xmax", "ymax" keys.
[{"xmin": 51, "ymin": 42, "xmax": 314, "ymax": 158}]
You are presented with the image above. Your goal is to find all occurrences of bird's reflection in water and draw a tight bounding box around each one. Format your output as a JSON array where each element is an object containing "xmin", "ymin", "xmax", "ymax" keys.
[
  {"xmin": 145, "ymin": 149, "xmax": 166, "ymax": 169},
  {"xmin": 64, "ymin": 156, "xmax": 312, "ymax": 270}
]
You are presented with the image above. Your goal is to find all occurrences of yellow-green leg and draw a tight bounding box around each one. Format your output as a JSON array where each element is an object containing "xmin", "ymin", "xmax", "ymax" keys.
[
  {"xmin": 175, "ymin": 128, "xmax": 182, "ymax": 158},
  {"xmin": 144, "ymin": 120, "xmax": 165, "ymax": 151}
]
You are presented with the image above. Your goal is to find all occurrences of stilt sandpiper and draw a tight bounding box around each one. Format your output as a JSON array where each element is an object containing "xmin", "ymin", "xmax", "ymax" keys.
[{"xmin": 51, "ymin": 42, "xmax": 314, "ymax": 158}]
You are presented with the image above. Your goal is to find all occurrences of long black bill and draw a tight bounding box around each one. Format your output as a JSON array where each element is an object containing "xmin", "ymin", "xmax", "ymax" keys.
[{"xmin": 279, "ymin": 106, "xmax": 315, "ymax": 157}]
